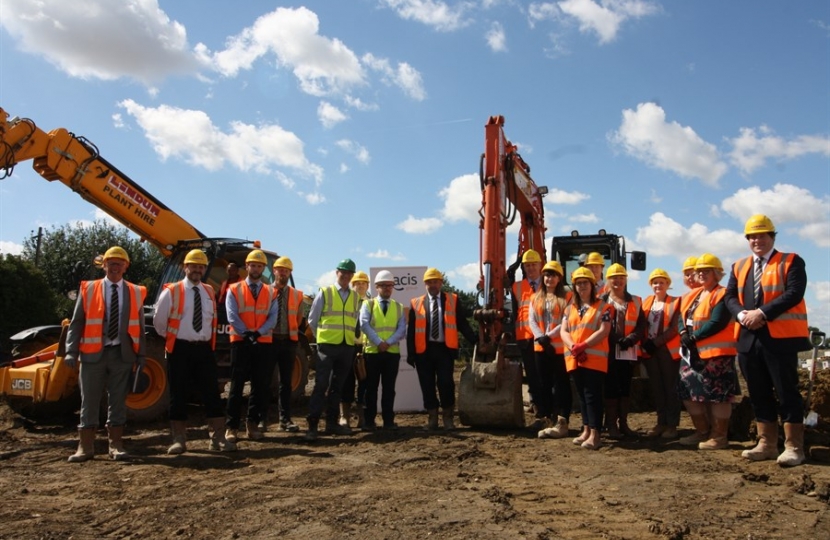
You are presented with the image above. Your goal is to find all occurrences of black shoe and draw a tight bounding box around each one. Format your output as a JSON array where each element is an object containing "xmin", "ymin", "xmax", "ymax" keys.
[
  {"xmin": 382, "ymin": 423, "xmax": 399, "ymax": 431},
  {"xmin": 361, "ymin": 423, "xmax": 377, "ymax": 432},
  {"xmin": 280, "ymin": 420, "xmax": 300, "ymax": 432},
  {"xmin": 325, "ymin": 424, "xmax": 353, "ymax": 436}
]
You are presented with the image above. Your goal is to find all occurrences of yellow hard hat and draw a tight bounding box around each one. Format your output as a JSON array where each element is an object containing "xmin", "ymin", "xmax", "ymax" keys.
[
  {"xmin": 246, "ymin": 249, "xmax": 268, "ymax": 265},
  {"xmin": 351, "ymin": 271, "xmax": 369, "ymax": 284},
  {"xmin": 585, "ymin": 252, "xmax": 605, "ymax": 267},
  {"xmin": 605, "ymin": 263, "xmax": 627, "ymax": 279},
  {"xmin": 694, "ymin": 253, "xmax": 723, "ymax": 271},
  {"xmin": 103, "ymin": 246, "xmax": 130, "ymax": 262},
  {"xmin": 184, "ymin": 249, "xmax": 208, "ymax": 266},
  {"xmin": 682, "ymin": 256, "xmax": 698, "ymax": 271},
  {"xmin": 648, "ymin": 268, "xmax": 672, "ymax": 286},
  {"xmin": 521, "ymin": 249, "xmax": 542, "ymax": 264},
  {"xmin": 744, "ymin": 214, "xmax": 776, "ymax": 235},
  {"xmin": 542, "ymin": 261, "xmax": 563, "ymax": 276},
  {"xmin": 273, "ymin": 256, "xmax": 293, "ymax": 271},
  {"xmin": 571, "ymin": 267, "xmax": 596, "ymax": 284},
  {"xmin": 423, "ymin": 267, "xmax": 443, "ymax": 282}
]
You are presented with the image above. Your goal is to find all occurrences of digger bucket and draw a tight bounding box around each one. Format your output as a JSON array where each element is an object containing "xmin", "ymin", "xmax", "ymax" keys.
[{"xmin": 457, "ymin": 345, "xmax": 525, "ymax": 428}]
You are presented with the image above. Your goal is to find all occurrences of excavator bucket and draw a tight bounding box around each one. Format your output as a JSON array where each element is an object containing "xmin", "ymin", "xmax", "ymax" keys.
[{"xmin": 457, "ymin": 345, "xmax": 525, "ymax": 428}]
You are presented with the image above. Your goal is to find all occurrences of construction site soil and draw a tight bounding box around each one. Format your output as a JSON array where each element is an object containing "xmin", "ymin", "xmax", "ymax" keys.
[{"xmin": 1, "ymin": 367, "xmax": 829, "ymax": 540}]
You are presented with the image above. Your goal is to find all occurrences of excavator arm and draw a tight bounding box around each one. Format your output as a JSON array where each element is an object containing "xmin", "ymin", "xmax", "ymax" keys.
[{"xmin": 0, "ymin": 107, "xmax": 204, "ymax": 257}]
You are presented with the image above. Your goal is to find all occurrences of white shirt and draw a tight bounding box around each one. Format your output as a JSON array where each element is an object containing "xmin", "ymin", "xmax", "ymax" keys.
[{"xmin": 153, "ymin": 279, "xmax": 214, "ymax": 342}]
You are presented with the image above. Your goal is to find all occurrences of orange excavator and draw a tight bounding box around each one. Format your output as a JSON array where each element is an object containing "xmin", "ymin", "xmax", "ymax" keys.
[{"xmin": 0, "ymin": 107, "xmax": 311, "ymax": 420}]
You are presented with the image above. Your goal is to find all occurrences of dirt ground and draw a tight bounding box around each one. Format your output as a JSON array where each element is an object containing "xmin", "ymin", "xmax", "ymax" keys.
[{"xmin": 1, "ymin": 369, "xmax": 829, "ymax": 540}]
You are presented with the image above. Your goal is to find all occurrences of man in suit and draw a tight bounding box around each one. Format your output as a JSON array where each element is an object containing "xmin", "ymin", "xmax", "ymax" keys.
[
  {"xmin": 407, "ymin": 267, "xmax": 477, "ymax": 431},
  {"xmin": 64, "ymin": 246, "xmax": 147, "ymax": 462},
  {"xmin": 725, "ymin": 214, "xmax": 811, "ymax": 467}
]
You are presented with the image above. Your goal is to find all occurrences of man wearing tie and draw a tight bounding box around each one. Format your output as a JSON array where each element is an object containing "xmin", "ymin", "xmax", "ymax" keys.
[
  {"xmin": 407, "ymin": 267, "xmax": 477, "ymax": 431},
  {"xmin": 64, "ymin": 246, "xmax": 146, "ymax": 462},
  {"xmin": 153, "ymin": 249, "xmax": 236, "ymax": 454},
  {"xmin": 224, "ymin": 249, "xmax": 279, "ymax": 444},
  {"xmin": 725, "ymin": 214, "xmax": 811, "ymax": 466},
  {"xmin": 511, "ymin": 249, "xmax": 545, "ymax": 429}
]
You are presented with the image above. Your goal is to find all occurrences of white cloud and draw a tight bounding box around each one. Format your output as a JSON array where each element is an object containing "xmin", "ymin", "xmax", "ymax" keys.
[
  {"xmin": 362, "ymin": 53, "xmax": 427, "ymax": 101},
  {"xmin": 344, "ymin": 95, "xmax": 380, "ymax": 111},
  {"xmin": 0, "ymin": 0, "xmax": 198, "ymax": 85},
  {"xmin": 302, "ymin": 191, "xmax": 326, "ymax": 205},
  {"xmin": 547, "ymin": 188, "xmax": 589, "ymax": 204},
  {"xmin": 439, "ymin": 174, "xmax": 480, "ymax": 224},
  {"xmin": 339, "ymin": 163, "xmax": 349, "ymax": 174},
  {"xmin": 118, "ymin": 99, "xmax": 324, "ymax": 185},
  {"xmin": 486, "ymin": 22, "xmax": 507, "ymax": 52},
  {"xmin": 396, "ymin": 215, "xmax": 443, "ymax": 234},
  {"xmin": 366, "ymin": 249, "xmax": 406, "ymax": 261},
  {"xmin": 447, "ymin": 262, "xmax": 480, "ymax": 291},
  {"xmin": 812, "ymin": 281, "xmax": 830, "ymax": 303},
  {"xmin": 315, "ymin": 270, "xmax": 338, "ymax": 290},
  {"xmin": 380, "ymin": 0, "xmax": 473, "ymax": 32},
  {"xmin": 635, "ymin": 212, "xmax": 746, "ymax": 262},
  {"xmin": 318, "ymin": 101, "xmax": 348, "ymax": 128},
  {"xmin": 610, "ymin": 102, "xmax": 728, "ymax": 186},
  {"xmin": 720, "ymin": 183, "xmax": 830, "ymax": 247},
  {"xmin": 808, "ymin": 281, "xmax": 830, "ymax": 333},
  {"xmin": 570, "ymin": 212, "xmax": 599, "ymax": 223},
  {"xmin": 335, "ymin": 139, "xmax": 371, "ymax": 164},
  {"xmin": 528, "ymin": 3, "xmax": 561, "ymax": 28},
  {"xmin": 727, "ymin": 126, "xmax": 830, "ymax": 175},
  {"xmin": 93, "ymin": 209, "xmax": 126, "ymax": 229},
  {"xmin": 557, "ymin": 0, "xmax": 660, "ymax": 44},
  {"xmin": 0, "ymin": 241, "xmax": 24, "ymax": 255}
]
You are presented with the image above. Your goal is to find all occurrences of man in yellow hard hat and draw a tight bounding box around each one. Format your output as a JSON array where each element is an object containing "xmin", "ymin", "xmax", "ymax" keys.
[
  {"xmin": 224, "ymin": 249, "xmax": 279, "ymax": 444},
  {"xmin": 305, "ymin": 258, "xmax": 361, "ymax": 440},
  {"xmin": 153, "ymin": 249, "xmax": 235, "ymax": 453},
  {"xmin": 64, "ymin": 246, "xmax": 147, "ymax": 463},
  {"xmin": 511, "ymin": 249, "xmax": 546, "ymax": 429},
  {"xmin": 406, "ymin": 267, "xmax": 477, "ymax": 431},
  {"xmin": 269, "ymin": 256, "xmax": 305, "ymax": 433},
  {"xmin": 725, "ymin": 214, "xmax": 811, "ymax": 466}
]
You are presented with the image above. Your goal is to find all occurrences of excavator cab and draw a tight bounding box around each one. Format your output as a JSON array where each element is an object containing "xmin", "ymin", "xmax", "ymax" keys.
[{"xmin": 551, "ymin": 230, "xmax": 646, "ymax": 287}]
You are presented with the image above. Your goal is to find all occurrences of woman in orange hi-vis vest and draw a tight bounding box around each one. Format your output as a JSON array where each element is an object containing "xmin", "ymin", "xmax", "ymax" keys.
[
  {"xmin": 639, "ymin": 269, "xmax": 681, "ymax": 440},
  {"xmin": 561, "ymin": 267, "xmax": 612, "ymax": 450},
  {"xmin": 677, "ymin": 254, "xmax": 737, "ymax": 451}
]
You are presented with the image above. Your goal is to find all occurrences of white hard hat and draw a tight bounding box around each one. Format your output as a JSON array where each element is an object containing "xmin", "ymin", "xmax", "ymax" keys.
[{"xmin": 374, "ymin": 270, "xmax": 395, "ymax": 284}]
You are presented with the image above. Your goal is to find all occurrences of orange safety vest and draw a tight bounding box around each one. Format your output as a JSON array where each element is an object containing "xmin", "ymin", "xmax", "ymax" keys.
[
  {"xmin": 532, "ymin": 294, "xmax": 568, "ymax": 354},
  {"xmin": 691, "ymin": 287, "xmax": 737, "ymax": 360},
  {"xmin": 79, "ymin": 279, "xmax": 146, "ymax": 354},
  {"xmin": 606, "ymin": 294, "xmax": 643, "ymax": 356},
  {"xmin": 641, "ymin": 295, "xmax": 681, "ymax": 360},
  {"xmin": 411, "ymin": 293, "xmax": 459, "ymax": 354},
  {"xmin": 512, "ymin": 279, "xmax": 537, "ymax": 340},
  {"xmin": 273, "ymin": 286, "xmax": 304, "ymax": 341},
  {"xmin": 564, "ymin": 300, "xmax": 611, "ymax": 373},
  {"xmin": 732, "ymin": 252, "xmax": 809, "ymax": 339},
  {"xmin": 228, "ymin": 281, "xmax": 274, "ymax": 343},
  {"xmin": 162, "ymin": 281, "xmax": 217, "ymax": 353}
]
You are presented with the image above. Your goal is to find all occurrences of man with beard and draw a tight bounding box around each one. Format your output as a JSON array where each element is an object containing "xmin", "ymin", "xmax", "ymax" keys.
[
  {"xmin": 224, "ymin": 249, "xmax": 279, "ymax": 444},
  {"xmin": 153, "ymin": 249, "xmax": 236, "ymax": 453}
]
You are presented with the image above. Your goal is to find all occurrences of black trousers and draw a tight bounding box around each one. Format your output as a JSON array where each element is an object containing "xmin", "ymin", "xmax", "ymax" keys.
[
  {"xmin": 364, "ymin": 351, "xmax": 401, "ymax": 426},
  {"xmin": 414, "ymin": 342, "xmax": 455, "ymax": 410},
  {"xmin": 167, "ymin": 340, "xmax": 224, "ymax": 421},
  {"xmin": 225, "ymin": 341, "xmax": 275, "ymax": 429},
  {"xmin": 739, "ymin": 340, "xmax": 804, "ymax": 424},
  {"xmin": 273, "ymin": 339, "xmax": 298, "ymax": 422}
]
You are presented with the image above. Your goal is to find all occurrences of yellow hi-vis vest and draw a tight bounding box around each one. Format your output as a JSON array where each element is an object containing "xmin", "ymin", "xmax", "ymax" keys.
[
  {"xmin": 317, "ymin": 286, "xmax": 359, "ymax": 346},
  {"xmin": 228, "ymin": 281, "xmax": 274, "ymax": 343},
  {"xmin": 363, "ymin": 298, "xmax": 403, "ymax": 354},
  {"xmin": 162, "ymin": 281, "xmax": 217, "ymax": 353},
  {"xmin": 79, "ymin": 279, "xmax": 146, "ymax": 354}
]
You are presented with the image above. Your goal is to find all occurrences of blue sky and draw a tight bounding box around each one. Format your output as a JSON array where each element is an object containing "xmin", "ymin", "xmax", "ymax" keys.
[{"xmin": 1, "ymin": 1, "xmax": 828, "ymax": 329}]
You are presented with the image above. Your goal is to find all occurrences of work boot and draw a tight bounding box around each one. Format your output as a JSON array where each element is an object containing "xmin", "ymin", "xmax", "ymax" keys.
[
  {"xmin": 305, "ymin": 419, "xmax": 319, "ymax": 441},
  {"xmin": 68, "ymin": 427, "xmax": 96, "ymax": 463},
  {"xmin": 339, "ymin": 403, "xmax": 352, "ymax": 427},
  {"xmin": 699, "ymin": 417, "xmax": 731, "ymax": 450},
  {"xmin": 107, "ymin": 425, "xmax": 129, "ymax": 461},
  {"xmin": 246, "ymin": 422, "xmax": 264, "ymax": 441},
  {"xmin": 225, "ymin": 428, "xmax": 238, "ymax": 444},
  {"xmin": 604, "ymin": 399, "xmax": 622, "ymax": 439},
  {"xmin": 528, "ymin": 417, "xmax": 552, "ymax": 431},
  {"xmin": 443, "ymin": 409, "xmax": 455, "ymax": 431},
  {"xmin": 325, "ymin": 421, "xmax": 353, "ymax": 436},
  {"xmin": 777, "ymin": 423, "xmax": 806, "ymax": 467},
  {"xmin": 425, "ymin": 409, "xmax": 439, "ymax": 431},
  {"xmin": 619, "ymin": 398, "xmax": 637, "ymax": 437},
  {"xmin": 355, "ymin": 404, "xmax": 365, "ymax": 429},
  {"xmin": 679, "ymin": 413, "xmax": 710, "ymax": 446},
  {"xmin": 538, "ymin": 416, "xmax": 569, "ymax": 439},
  {"xmin": 208, "ymin": 417, "xmax": 236, "ymax": 452},
  {"xmin": 742, "ymin": 421, "xmax": 779, "ymax": 461},
  {"xmin": 167, "ymin": 420, "xmax": 187, "ymax": 455},
  {"xmin": 280, "ymin": 418, "xmax": 300, "ymax": 433}
]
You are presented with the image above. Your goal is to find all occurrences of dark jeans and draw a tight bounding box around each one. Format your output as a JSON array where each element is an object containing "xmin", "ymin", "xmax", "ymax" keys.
[
  {"xmin": 363, "ymin": 351, "xmax": 400, "ymax": 426},
  {"xmin": 273, "ymin": 339, "xmax": 298, "ymax": 422},
  {"xmin": 739, "ymin": 340, "xmax": 804, "ymax": 424},
  {"xmin": 308, "ymin": 343, "xmax": 355, "ymax": 423},
  {"xmin": 167, "ymin": 340, "xmax": 223, "ymax": 421},
  {"xmin": 341, "ymin": 345, "xmax": 367, "ymax": 406},
  {"xmin": 604, "ymin": 358, "xmax": 635, "ymax": 399},
  {"xmin": 572, "ymin": 367, "xmax": 605, "ymax": 429},
  {"xmin": 225, "ymin": 341, "xmax": 275, "ymax": 429},
  {"xmin": 519, "ymin": 339, "xmax": 541, "ymax": 411},
  {"xmin": 642, "ymin": 348, "xmax": 680, "ymax": 427},
  {"xmin": 414, "ymin": 342, "xmax": 455, "ymax": 410},
  {"xmin": 535, "ymin": 348, "xmax": 572, "ymax": 420}
]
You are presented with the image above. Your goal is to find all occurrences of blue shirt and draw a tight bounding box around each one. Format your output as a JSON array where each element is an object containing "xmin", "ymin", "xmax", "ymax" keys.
[{"xmin": 226, "ymin": 278, "xmax": 279, "ymax": 336}]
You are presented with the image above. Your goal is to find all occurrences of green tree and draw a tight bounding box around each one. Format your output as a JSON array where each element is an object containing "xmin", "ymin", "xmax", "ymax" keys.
[
  {"xmin": 21, "ymin": 220, "xmax": 165, "ymax": 317},
  {"xmin": 0, "ymin": 255, "xmax": 61, "ymax": 352}
]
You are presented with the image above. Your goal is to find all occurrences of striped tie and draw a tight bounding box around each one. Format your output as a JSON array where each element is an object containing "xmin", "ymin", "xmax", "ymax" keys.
[
  {"xmin": 430, "ymin": 296, "xmax": 440, "ymax": 340},
  {"xmin": 192, "ymin": 286, "xmax": 202, "ymax": 332},
  {"xmin": 754, "ymin": 258, "xmax": 764, "ymax": 307},
  {"xmin": 107, "ymin": 283, "xmax": 119, "ymax": 340}
]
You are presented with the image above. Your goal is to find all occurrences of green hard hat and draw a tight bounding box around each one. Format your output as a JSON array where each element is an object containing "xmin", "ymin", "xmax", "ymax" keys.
[{"xmin": 336, "ymin": 258, "xmax": 356, "ymax": 272}]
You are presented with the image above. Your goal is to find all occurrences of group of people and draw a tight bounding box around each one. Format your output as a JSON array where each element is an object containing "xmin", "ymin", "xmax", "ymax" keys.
[{"xmin": 61, "ymin": 214, "xmax": 811, "ymax": 467}]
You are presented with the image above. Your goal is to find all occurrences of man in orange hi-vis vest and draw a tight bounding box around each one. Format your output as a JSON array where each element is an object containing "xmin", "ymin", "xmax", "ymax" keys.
[
  {"xmin": 725, "ymin": 214, "xmax": 811, "ymax": 467},
  {"xmin": 64, "ymin": 246, "xmax": 146, "ymax": 463}
]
